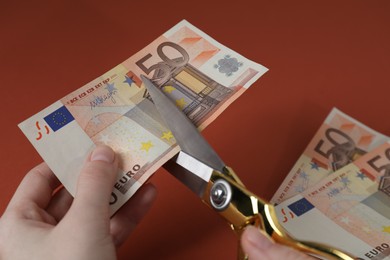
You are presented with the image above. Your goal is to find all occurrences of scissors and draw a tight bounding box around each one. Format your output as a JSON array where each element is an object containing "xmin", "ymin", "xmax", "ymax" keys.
[{"xmin": 141, "ymin": 75, "xmax": 356, "ymax": 260}]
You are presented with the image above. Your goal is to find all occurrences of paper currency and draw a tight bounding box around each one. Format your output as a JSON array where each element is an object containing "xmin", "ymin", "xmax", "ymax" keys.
[
  {"xmin": 18, "ymin": 20, "xmax": 267, "ymax": 214},
  {"xmin": 275, "ymin": 142, "xmax": 390, "ymax": 260},
  {"xmin": 271, "ymin": 108, "xmax": 389, "ymax": 205}
]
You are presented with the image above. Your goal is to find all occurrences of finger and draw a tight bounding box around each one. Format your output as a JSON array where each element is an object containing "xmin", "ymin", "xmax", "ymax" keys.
[
  {"xmin": 241, "ymin": 226, "xmax": 313, "ymax": 260},
  {"xmin": 46, "ymin": 187, "xmax": 73, "ymax": 222},
  {"xmin": 110, "ymin": 183, "xmax": 157, "ymax": 246},
  {"xmin": 69, "ymin": 145, "xmax": 118, "ymax": 220},
  {"xmin": 8, "ymin": 163, "xmax": 61, "ymax": 212}
]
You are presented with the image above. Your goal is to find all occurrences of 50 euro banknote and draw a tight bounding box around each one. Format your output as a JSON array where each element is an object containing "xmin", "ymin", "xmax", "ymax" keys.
[
  {"xmin": 271, "ymin": 108, "xmax": 389, "ymax": 205},
  {"xmin": 18, "ymin": 20, "xmax": 267, "ymax": 214},
  {"xmin": 275, "ymin": 141, "xmax": 390, "ymax": 260}
]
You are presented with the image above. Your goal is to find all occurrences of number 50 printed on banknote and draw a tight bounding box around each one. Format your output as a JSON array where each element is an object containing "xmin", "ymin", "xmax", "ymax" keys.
[
  {"xmin": 271, "ymin": 108, "xmax": 389, "ymax": 205},
  {"xmin": 19, "ymin": 20, "xmax": 268, "ymax": 214}
]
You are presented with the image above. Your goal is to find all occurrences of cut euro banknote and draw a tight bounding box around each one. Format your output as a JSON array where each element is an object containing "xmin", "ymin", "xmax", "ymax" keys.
[
  {"xmin": 275, "ymin": 141, "xmax": 390, "ymax": 260},
  {"xmin": 271, "ymin": 108, "xmax": 389, "ymax": 205},
  {"xmin": 18, "ymin": 20, "xmax": 268, "ymax": 214}
]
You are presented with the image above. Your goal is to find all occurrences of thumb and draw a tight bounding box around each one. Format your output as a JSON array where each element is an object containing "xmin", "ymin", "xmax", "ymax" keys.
[
  {"xmin": 241, "ymin": 226, "xmax": 313, "ymax": 260},
  {"xmin": 70, "ymin": 145, "xmax": 118, "ymax": 219}
]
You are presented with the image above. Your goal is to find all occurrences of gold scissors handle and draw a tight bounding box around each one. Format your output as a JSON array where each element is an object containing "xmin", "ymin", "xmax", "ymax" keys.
[
  {"xmin": 143, "ymin": 75, "xmax": 355, "ymax": 259},
  {"xmin": 202, "ymin": 167, "xmax": 356, "ymax": 260}
]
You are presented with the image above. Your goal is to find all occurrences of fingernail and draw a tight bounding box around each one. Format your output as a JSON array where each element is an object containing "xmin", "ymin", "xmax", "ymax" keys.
[
  {"xmin": 245, "ymin": 226, "xmax": 274, "ymax": 249},
  {"xmin": 90, "ymin": 145, "xmax": 115, "ymax": 163}
]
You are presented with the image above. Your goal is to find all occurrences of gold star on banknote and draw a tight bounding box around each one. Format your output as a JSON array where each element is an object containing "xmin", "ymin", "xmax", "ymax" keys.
[
  {"xmin": 161, "ymin": 131, "xmax": 174, "ymax": 141},
  {"xmin": 163, "ymin": 86, "xmax": 175, "ymax": 93},
  {"xmin": 99, "ymin": 134, "xmax": 111, "ymax": 144},
  {"xmin": 140, "ymin": 141, "xmax": 153, "ymax": 152},
  {"xmin": 176, "ymin": 98, "xmax": 187, "ymax": 109},
  {"xmin": 362, "ymin": 226, "xmax": 371, "ymax": 233},
  {"xmin": 340, "ymin": 216, "xmax": 350, "ymax": 224},
  {"xmin": 383, "ymin": 226, "xmax": 390, "ymax": 234}
]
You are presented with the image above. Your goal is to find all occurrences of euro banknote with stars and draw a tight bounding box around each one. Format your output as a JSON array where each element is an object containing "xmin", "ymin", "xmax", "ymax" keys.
[
  {"xmin": 18, "ymin": 20, "xmax": 267, "ymax": 214},
  {"xmin": 272, "ymin": 108, "xmax": 390, "ymax": 205},
  {"xmin": 275, "ymin": 141, "xmax": 390, "ymax": 259}
]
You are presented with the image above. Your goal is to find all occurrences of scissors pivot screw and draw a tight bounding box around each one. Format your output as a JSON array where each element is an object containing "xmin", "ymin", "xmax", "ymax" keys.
[{"xmin": 210, "ymin": 179, "xmax": 232, "ymax": 211}]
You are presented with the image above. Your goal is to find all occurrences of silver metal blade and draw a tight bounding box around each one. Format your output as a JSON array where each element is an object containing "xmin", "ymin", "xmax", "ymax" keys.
[
  {"xmin": 141, "ymin": 75, "xmax": 226, "ymax": 175},
  {"xmin": 163, "ymin": 154, "xmax": 209, "ymax": 197}
]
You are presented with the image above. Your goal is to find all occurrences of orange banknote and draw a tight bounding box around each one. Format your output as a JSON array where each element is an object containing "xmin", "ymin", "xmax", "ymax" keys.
[
  {"xmin": 275, "ymin": 142, "xmax": 390, "ymax": 259},
  {"xmin": 19, "ymin": 20, "xmax": 267, "ymax": 214},
  {"xmin": 272, "ymin": 108, "xmax": 389, "ymax": 205}
]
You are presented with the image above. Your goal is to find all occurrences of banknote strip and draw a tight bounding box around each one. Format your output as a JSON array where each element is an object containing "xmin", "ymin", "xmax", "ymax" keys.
[
  {"xmin": 18, "ymin": 20, "xmax": 267, "ymax": 214},
  {"xmin": 275, "ymin": 142, "xmax": 390, "ymax": 260},
  {"xmin": 271, "ymin": 108, "xmax": 389, "ymax": 205}
]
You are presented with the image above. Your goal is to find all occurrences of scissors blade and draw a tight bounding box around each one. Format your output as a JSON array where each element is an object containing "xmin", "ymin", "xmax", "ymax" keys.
[
  {"xmin": 163, "ymin": 154, "xmax": 210, "ymax": 197},
  {"xmin": 141, "ymin": 75, "xmax": 226, "ymax": 182}
]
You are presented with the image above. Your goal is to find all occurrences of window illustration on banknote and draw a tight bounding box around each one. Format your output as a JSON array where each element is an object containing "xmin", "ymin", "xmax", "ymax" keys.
[
  {"xmin": 314, "ymin": 128, "xmax": 367, "ymax": 171},
  {"xmin": 135, "ymin": 41, "xmax": 233, "ymax": 125},
  {"xmin": 380, "ymin": 170, "xmax": 390, "ymax": 195},
  {"xmin": 372, "ymin": 149, "xmax": 390, "ymax": 197},
  {"xmin": 361, "ymin": 150, "xmax": 390, "ymax": 219}
]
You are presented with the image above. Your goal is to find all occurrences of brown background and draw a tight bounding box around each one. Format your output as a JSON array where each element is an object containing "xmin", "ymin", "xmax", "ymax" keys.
[{"xmin": 1, "ymin": 1, "xmax": 389, "ymax": 259}]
